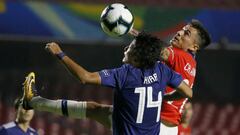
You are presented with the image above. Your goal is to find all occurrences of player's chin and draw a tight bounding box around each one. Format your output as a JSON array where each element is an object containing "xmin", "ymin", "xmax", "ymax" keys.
[
  {"xmin": 122, "ymin": 57, "xmax": 127, "ymax": 63},
  {"xmin": 170, "ymin": 40, "xmax": 177, "ymax": 46},
  {"xmin": 172, "ymin": 43, "xmax": 183, "ymax": 49},
  {"xmin": 20, "ymin": 117, "xmax": 32, "ymax": 123}
]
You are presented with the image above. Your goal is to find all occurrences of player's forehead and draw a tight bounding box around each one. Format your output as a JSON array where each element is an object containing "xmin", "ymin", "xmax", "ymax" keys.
[
  {"xmin": 183, "ymin": 25, "xmax": 198, "ymax": 34},
  {"xmin": 129, "ymin": 39, "xmax": 136, "ymax": 48},
  {"xmin": 124, "ymin": 39, "xmax": 136, "ymax": 52}
]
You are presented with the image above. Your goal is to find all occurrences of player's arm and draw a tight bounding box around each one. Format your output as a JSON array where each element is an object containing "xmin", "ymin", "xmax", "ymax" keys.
[
  {"xmin": 87, "ymin": 102, "xmax": 112, "ymax": 129},
  {"xmin": 164, "ymin": 81, "xmax": 192, "ymax": 100},
  {"xmin": 45, "ymin": 42, "xmax": 101, "ymax": 85},
  {"xmin": 128, "ymin": 28, "xmax": 139, "ymax": 37}
]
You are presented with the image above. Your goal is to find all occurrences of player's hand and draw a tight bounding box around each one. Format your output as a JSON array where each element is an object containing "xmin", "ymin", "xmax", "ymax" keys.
[
  {"xmin": 45, "ymin": 42, "xmax": 63, "ymax": 55},
  {"xmin": 128, "ymin": 28, "xmax": 139, "ymax": 37}
]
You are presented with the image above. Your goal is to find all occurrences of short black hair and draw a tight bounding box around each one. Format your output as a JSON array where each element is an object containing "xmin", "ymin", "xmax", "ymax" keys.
[
  {"xmin": 131, "ymin": 32, "xmax": 162, "ymax": 69},
  {"xmin": 189, "ymin": 19, "xmax": 211, "ymax": 49},
  {"xmin": 14, "ymin": 97, "xmax": 22, "ymax": 109}
]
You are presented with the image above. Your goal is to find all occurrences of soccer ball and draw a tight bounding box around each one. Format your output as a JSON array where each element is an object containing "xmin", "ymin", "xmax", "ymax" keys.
[{"xmin": 100, "ymin": 3, "xmax": 134, "ymax": 37}]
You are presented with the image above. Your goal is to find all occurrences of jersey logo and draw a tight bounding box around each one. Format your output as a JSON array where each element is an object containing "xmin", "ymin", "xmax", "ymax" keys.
[{"xmin": 102, "ymin": 70, "xmax": 110, "ymax": 77}]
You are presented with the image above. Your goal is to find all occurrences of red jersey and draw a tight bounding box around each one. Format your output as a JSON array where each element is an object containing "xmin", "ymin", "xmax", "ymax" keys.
[
  {"xmin": 161, "ymin": 47, "xmax": 196, "ymax": 125},
  {"xmin": 178, "ymin": 124, "xmax": 191, "ymax": 135}
]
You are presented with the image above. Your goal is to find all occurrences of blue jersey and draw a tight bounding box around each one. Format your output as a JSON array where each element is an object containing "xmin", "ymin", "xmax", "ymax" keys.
[
  {"xmin": 99, "ymin": 62, "xmax": 183, "ymax": 135},
  {"xmin": 0, "ymin": 121, "xmax": 38, "ymax": 135}
]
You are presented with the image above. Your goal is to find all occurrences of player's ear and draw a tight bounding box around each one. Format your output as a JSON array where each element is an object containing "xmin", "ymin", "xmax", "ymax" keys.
[
  {"xmin": 189, "ymin": 43, "xmax": 199, "ymax": 52},
  {"xmin": 193, "ymin": 43, "xmax": 199, "ymax": 51}
]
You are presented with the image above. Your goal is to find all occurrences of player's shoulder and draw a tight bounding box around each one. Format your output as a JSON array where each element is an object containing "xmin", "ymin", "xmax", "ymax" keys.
[
  {"xmin": 156, "ymin": 61, "xmax": 171, "ymax": 71},
  {"xmin": 122, "ymin": 63, "xmax": 131, "ymax": 68},
  {"xmin": 157, "ymin": 61, "xmax": 169, "ymax": 66},
  {"xmin": 170, "ymin": 47, "xmax": 188, "ymax": 55},
  {"xmin": 171, "ymin": 47, "xmax": 195, "ymax": 60},
  {"xmin": 2, "ymin": 122, "xmax": 16, "ymax": 130},
  {"xmin": 122, "ymin": 64, "xmax": 136, "ymax": 71}
]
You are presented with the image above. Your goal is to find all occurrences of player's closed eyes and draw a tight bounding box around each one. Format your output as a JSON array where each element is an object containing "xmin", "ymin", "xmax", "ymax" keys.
[
  {"xmin": 184, "ymin": 30, "xmax": 191, "ymax": 36},
  {"xmin": 124, "ymin": 46, "xmax": 129, "ymax": 51}
]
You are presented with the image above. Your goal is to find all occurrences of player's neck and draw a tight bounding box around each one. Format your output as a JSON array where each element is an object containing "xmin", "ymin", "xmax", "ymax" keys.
[{"xmin": 15, "ymin": 119, "xmax": 30, "ymax": 132}]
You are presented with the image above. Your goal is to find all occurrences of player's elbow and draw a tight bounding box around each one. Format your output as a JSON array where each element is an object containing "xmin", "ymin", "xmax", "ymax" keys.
[
  {"xmin": 177, "ymin": 81, "xmax": 193, "ymax": 99},
  {"xmin": 77, "ymin": 72, "xmax": 99, "ymax": 85},
  {"xmin": 187, "ymin": 90, "xmax": 193, "ymax": 99},
  {"xmin": 78, "ymin": 79, "xmax": 87, "ymax": 84},
  {"xmin": 183, "ymin": 87, "xmax": 193, "ymax": 99},
  {"xmin": 75, "ymin": 72, "xmax": 89, "ymax": 84}
]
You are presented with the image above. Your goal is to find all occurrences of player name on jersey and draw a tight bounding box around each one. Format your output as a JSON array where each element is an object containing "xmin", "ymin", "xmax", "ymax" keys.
[
  {"xmin": 143, "ymin": 73, "xmax": 158, "ymax": 84},
  {"xmin": 184, "ymin": 63, "xmax": 196, "ymax": 77}
]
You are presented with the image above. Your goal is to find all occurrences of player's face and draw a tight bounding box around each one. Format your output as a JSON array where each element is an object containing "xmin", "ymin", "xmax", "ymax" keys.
[
  {"xmin": 122, "ymin": 40, "xmax": 136, "ymax": 64},
  {"xmin": 16, "ymin": 106, "xmax": 34, "ymax": 123},
  {"xmin": 170, "ymin": 25, "xmax": 199, "ymax": 52}
]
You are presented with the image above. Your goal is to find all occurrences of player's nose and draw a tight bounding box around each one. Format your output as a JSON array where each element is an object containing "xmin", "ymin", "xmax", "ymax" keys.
[
  {"xmin": 124, "ymin": 46, "xmax": 129, "ymax": 52},
  {"xmin": 177, "ymin": 30, "xmax": 184, "ymax": 37}
]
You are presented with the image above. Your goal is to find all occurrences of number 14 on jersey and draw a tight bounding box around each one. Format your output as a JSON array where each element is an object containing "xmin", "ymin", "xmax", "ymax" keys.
[{"xmin": 134, "ymin": 87, "xmax": 162, "ymax": 123}]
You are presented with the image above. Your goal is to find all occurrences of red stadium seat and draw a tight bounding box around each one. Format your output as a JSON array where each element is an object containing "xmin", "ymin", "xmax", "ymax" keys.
[{"xmin": 192, "ymin": 103, "xmax": 240, "ymax": 135}]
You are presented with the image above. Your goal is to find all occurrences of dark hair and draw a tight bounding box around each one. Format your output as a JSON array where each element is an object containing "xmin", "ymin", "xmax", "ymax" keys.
[
  {"xmin": 189, "ymin": 19, "xmax": 211, "ymax": 49},
  {"xmin": 131, "ymin": 32, "xmax": 162, "ymax": 69},
  {"xmin": 14, "ymin": 97, "xmax": 22, "ymax": 109}
]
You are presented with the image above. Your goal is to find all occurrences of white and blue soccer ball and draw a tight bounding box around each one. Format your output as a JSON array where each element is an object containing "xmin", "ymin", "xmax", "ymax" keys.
[{"xmin": 100, "ymin": 3, "xmax": 134, "ymax": 37}]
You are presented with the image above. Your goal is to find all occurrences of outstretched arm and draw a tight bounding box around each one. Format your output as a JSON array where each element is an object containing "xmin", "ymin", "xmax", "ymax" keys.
[
  {"xmin": 45, "ymin": 42, "xmax": 101, "ymax": 85},
  {"xmin": 164, "ymin": 81, "xmax": 192, "ymax": 101}
]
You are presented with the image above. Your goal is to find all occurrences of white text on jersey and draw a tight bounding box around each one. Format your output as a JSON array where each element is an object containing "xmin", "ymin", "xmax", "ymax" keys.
[
  {"xmin": 184, "ymin": 63, "xmax": 196, "ymax": 77},
  {"xmin": 143, "ymin": 73, "xmax": 158, "ymax": 84}
]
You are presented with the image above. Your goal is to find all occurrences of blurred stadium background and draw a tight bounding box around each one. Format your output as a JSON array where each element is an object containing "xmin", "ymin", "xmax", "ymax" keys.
[{"xmin": 0, "ymin": 0, "xmax": 240, "ymax": 135}]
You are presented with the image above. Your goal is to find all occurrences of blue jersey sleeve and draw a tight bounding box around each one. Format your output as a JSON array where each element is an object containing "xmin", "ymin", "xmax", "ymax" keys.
[
  {"xmin": 164, "ymin": 65, "xmax": 183, "ymax": 88},
  {"xmin": 99, "ymin": 64, "xmax": 128, "ymax": 89},
  {"xmin": 0, "ymin": 127, "xmax": 8, "ymax": 135}
]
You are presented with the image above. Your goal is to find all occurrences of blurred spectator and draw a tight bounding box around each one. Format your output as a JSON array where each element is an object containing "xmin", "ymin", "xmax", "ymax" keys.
[
  {"xmin": 178, "ymin": 101, "xmax": 193, "ymax": 135},
  {"xmin": 218, "ymin": 37, "xmax": 229, "ymax": 50},
  {"xmin": 49, "ymin": 122, "xmax": 60, "ymax": 135},
  {"xmin": 0, "ymin": 98, "xmax": 38, "ymax": 135},
  {"xmin": 64, "ymin": 128, "xmax": 74, "ymax": 135},
  {"xmin": 0, "ymin": 102, "xmax": 3, "ymax": 123},
  {"xmin": 6, "ymin": 107, "xmax": 15, "ymax": 123},
  {"xmin": 35, "ymin": 117, "xmax": 45, "ymax": 135}
]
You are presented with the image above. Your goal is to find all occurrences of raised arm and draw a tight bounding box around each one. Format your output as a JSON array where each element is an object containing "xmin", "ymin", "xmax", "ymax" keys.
[
  {"xmin": 45, "ymin": 42, "xmax": 101, "ymax": 85},
  {"xmin": 128, "ymin": 28, "xmax": 139, "ymax": 37},
  {"xmin": 164, "ymin": 81, "xmax": 192, "ymax": 101}
]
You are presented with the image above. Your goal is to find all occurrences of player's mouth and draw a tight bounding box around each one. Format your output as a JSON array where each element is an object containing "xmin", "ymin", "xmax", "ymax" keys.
[
  {"xmin": 173, "ymin": 36, "xmax": 179, "ymax": 42},
  {"xmin": 170, "ymin": 37, "xmax": 179, "ymax": 44}
]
